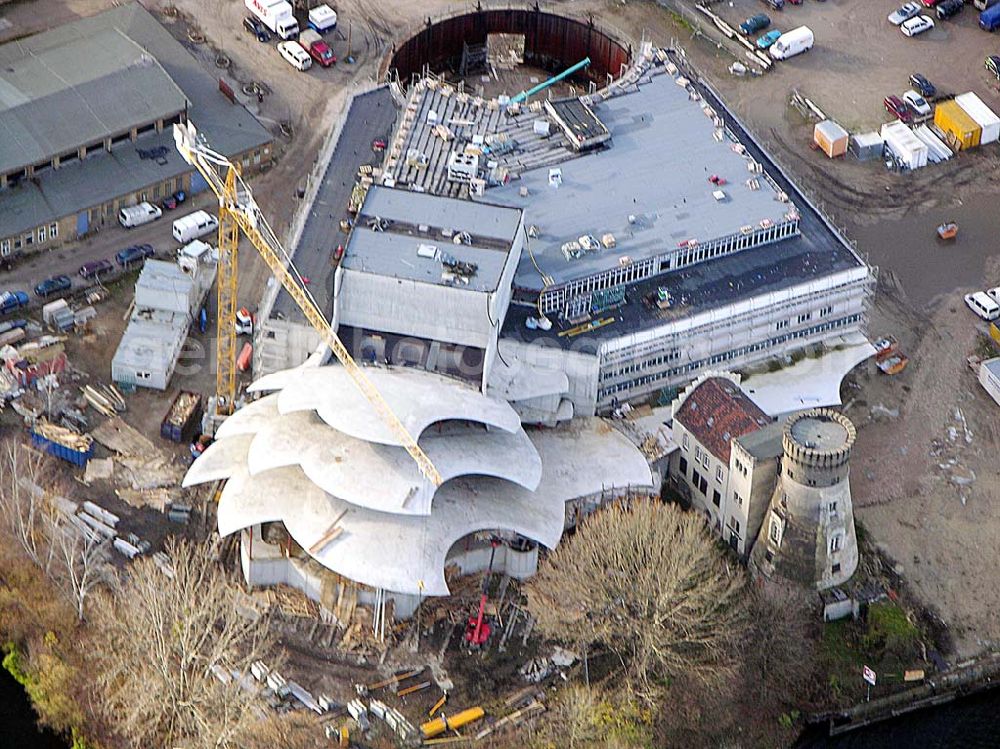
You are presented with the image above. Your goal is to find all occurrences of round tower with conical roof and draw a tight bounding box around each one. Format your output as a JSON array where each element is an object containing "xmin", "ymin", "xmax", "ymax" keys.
[{"xmin": 750, "ymin": 409, "xmax": 858, "ymax": 589}]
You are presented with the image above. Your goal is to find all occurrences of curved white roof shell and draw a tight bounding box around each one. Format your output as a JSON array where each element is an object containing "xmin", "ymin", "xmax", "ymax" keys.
[
  {"xmin": 250, "ymin": 365, "xmax": 522, "ymax": 446},
  {"xmin": 184, "ymin": 364, "xmax": 655, "ymax": 597},
  {"xmin": 192, "ymin": 409, "xmax": 541, "ymax": 515}
]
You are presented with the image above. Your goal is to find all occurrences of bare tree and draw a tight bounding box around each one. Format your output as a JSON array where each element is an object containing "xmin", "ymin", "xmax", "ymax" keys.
[
  {"xmin": 89, "ymin": 538, "xmax": 277, "ymax": 749},
  {"xmin": 0, "ymin": 439, "xmax": 56, "ymax": 569},
  {"xmin": 47, "ymin": 517, "xmax": 114, "ymax": 622},
  {"xmin": 524, "ymin": 500, "xmax": 750, "ymax": 701}
]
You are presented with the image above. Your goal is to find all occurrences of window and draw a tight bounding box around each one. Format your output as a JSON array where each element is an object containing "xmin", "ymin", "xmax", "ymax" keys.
[
  {"xmin": 682, "ymin": 433, "xmax": 689, "ymax": 451},
  {"xmin": 797, "ymin": 312, "xmax": 812, "ymax": 324},
  {"xmin": 140, "ymin": 191, "xmax": 148, "ymax": 202},
  {"xmin": 765, "ymin": 550, "xmax": 774, "ymax": 563},
  {"xmin": 24, "ymin": 233, "xmax": 32, "ymax": 246},
  {"xmin": 37, "ymin": 226, "xmax": 46, "ymax": 243},
  {"xmin": 692, "ymin": 470, "xmax": 701, "ymax": 490},
  {"xmin": 730, "ymin": 517, "xmax": 741, "ymax": 533},
  {"xmin": 694, "ymin": 446, "xmax": 702, "ymax": 462},
  {"xmin": 0, "ymin": 239, "xmax": 9, "ymax": 256},
  {"xmin": 153, "ymin": 184, "xmax": 161, "ymax": 199},
  {"xmin": 769, "ymin": 520, "xmax": 781, "ymax": 544},
  {"xmin": 832, "ymin": 563, "xmax": 841, "ymax": 574},
  {"xmin": 830, "ymin": 534, "xmax": 843, "ymax": 553},
  {"xmin": 828, "ymin": 501, "xmax": 839, "ymax": 514},
  {"xmin": 49, "ymin": 223, "xmax": 58, "ymax": 239},
  {"xmin": 678, "ymin": 457, "xmax": 688, "ymax": 476},
  {"xmin": 716, "ymin": 466, "xmax": 724, "ymax": 483},
  {"xmin": 699, "ymin": 476, "xmax": 708, "ymax": 494},
  {"xmin": 702, "ymin": 453, "xmax": 709, "ymax": 470},
  {"xmin": 776, "ymin": 319, "xmax": 789, "ymax": 330},
  {"xmin": 13, "ymin": 238, "xmax": 21, "ymax": 250},
  {"xmin": 819, "ymin": 305, "xmax": 833, "ymax": 317},
  {"xmin": 733, "ymin": 491, "xmax": 741, "ymax": 506},
  {"xmin": 712, "ymin": 489, "xmax": 721, "ymax": 507},
  {"xmin": 253, "ymin": 150, "xmax": 262, "ymax": 165}
]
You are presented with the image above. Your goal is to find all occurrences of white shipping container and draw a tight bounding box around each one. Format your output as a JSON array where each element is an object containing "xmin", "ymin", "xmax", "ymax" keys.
[
  {"xmin": 880, "ymin": 122, "xmax": 928, "ymax": 170},
  {"xmin": 955, "ymin": 92, "xmax": 1000, "ymax": 145}
]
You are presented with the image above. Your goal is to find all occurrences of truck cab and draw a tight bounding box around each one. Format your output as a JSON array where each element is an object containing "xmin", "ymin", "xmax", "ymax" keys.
[{"xmin": 299, "ymin": 29, "xmax": 336, "ymax": 66}]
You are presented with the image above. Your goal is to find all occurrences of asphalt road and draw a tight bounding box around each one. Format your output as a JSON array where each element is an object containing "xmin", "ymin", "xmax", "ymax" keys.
[
  {"xmin": 272, "ymin": 85, "xmax": 397, "ymax": 321},
  {"xmin": 0, "ymin": 192, "xmax": 217, "ymax": 301}
]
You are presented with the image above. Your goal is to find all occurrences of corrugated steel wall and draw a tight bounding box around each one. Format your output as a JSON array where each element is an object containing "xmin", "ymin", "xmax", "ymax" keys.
[{"xmin": 387, "ymin": 9, "xmax": 631, "ymax": 86}]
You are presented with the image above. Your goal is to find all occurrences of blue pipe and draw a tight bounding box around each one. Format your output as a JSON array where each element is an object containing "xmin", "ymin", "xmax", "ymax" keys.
[{"xmin": 510, "ymin": 57, "xmax": 591, "ymax": 104}]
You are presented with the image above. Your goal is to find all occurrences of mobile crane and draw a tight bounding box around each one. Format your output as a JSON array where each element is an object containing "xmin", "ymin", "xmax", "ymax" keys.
[{"xmin": 172, "ymin": 121, "xmax": 442, "ymax": 485}]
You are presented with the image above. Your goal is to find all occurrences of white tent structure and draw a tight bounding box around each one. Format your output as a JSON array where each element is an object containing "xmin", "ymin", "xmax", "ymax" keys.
[{"xmin": 184, "ymin": 363, "xmax": 654, "ymax": 612}]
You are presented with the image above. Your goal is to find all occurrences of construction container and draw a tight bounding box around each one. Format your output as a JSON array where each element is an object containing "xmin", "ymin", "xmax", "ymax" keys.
[
  {"xmin": 934, "ymin": 100, "xmax": 981, "ymax": 151},
  {"xmin": 814, "ymin": 120, "xmax": 849, "ymax": 158},
  {"xmin": 160, "ymin": 390, "xmax": 203, "ymax": 443},
  {"xmin": 955, "ymin": 92, "xmax": 1000, "ymax": 145},
  {"xmin": 850, "ymin": 131, "xmax": 883, "ymax": 161},
  {"xmin": 880, "ymin": 122, "xmax": 929, "ymax": 170},
  {"xmin": 30, "ymin": 429, "xmax": 94, "ymax": 466}
]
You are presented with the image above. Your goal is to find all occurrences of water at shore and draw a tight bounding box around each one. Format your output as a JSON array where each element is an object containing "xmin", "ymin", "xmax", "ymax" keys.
[
  {"xmin": 796, "ymin": 686, "xmax": 1000, "ymax": 748},
  {"xmin": 0, "ymin": 668, "xmax": 67, "ymax": 748}
]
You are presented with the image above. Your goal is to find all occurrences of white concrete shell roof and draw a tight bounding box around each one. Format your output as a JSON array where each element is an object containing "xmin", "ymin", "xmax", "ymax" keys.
[
  {"xmin": 190, "ymin": 418, "xmax": 654, "ymax": 596},
  {"xmin": 249, "ymin": 365, "xmax": 522, "ymax": 446},
  {"xmin": 188, "ymin": 408, "xmax": 542, "ymax": 515}
]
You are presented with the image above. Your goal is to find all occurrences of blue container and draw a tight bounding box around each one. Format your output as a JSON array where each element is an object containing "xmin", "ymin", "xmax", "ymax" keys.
[{"xmin": 30, "ymin": 431, "xmax": 93, "ymax": 467}]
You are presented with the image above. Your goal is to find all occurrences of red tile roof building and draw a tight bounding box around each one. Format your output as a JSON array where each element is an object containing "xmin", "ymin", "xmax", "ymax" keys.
[{"xmin": 673, "ymin": 376, "xmax": 772, "ymax": 463}]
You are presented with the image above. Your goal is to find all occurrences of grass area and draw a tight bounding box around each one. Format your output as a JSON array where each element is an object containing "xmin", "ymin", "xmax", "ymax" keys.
[{"xmin": 820, "ymin": 602, "xmax": 923, "ymax": 704}]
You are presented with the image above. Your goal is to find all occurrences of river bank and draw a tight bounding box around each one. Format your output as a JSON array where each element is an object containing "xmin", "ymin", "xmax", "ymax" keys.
[{"xmin": 0, "ymin": 667, "xmax": 67, "ymax": 749}]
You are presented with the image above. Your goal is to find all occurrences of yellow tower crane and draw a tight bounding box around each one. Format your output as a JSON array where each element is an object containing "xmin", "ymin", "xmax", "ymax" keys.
[{"xmin": 173, "ymin": 121, "xmax": 442, "ymax": 486}]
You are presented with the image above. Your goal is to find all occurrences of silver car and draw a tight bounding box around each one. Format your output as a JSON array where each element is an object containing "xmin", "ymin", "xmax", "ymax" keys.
[{"xmin": 888, "ymin": 2, "xmax": 921, "ymax": 25}]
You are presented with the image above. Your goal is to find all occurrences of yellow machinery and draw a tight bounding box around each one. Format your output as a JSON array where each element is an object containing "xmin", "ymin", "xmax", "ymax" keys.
[
  {"xmin": 420, "ymin": 706, "xmax": 485, "ymax": 739},
  {"xmin": 172, "ymin": 122, "xmax": 442, "ymax": 485}
]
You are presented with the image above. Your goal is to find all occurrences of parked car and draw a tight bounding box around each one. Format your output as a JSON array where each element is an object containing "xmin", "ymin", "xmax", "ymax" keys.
[
  {"xmin": 78, "ymin": 258, "xmax": 114, "ymax": 279},
  {"xmin": 987, "ymin": 55, "xmax": 1000, "ymax": 80},
  {"xmin": 909, "ymin": 73, "xmax": 936, "ymax": 98},
  {"xmin": 372, "ymin": 138, "xmax": 387, "ymax": 152},
  {"xmin": 762, "ymin": 0, "xmax": 785, "ymax": 9},
  {"xmin": 756, "ymin": 29, "xmax": 783, "ymax": 49},
  {"xmin": 115, "ymin": 244, "xmax": 156, "ymax": 267},
  {"xmin": 920, "ymin": 0, "xmax": 942, "ymax": 6},
  {"xmin": 888, "ymin": 2, "xmax": 922, "ymax": 24},
  {"xmin": 884, "ymin": 95, "xmax": 913, "ymax": 123},
  {"xmin": 903, "ymin": 90, "xmax": 932, "ymax": 116},
  {"xmin": 34, "ymin": 275, "xmax": 71, "ymax": 298},
  {"xmin": 901, "ymin": 14, "xmax": 935, "ymax": 35},
  {"xmin": 333, "ymin": 244, "xmax": 345, "ymax": 261},
  {"xmin": 0, "ymin": 290, "xmax": 29, "ymax": 315},
  {"xmin": 739, "ymin": 13, "xmax": 771, "ymax": 34},
  {"xmin": 936, "ymin": 0, "xmax": 964, "ymax": 18},
  {"xmin": 277, "ymin": 40, "xmax": 312, "ymax": 71},
  {"xmin": 243, "ymin": 16, "xmax": 271, "ymax": 42},
  {"xmin": 787, "ymin": 0, "xmax": 802, "ymax": 5}
]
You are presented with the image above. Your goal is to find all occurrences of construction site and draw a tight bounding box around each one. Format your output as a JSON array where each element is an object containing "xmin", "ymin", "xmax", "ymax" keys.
[{"xmin": 5, "ymin": 0, "xmax": 1000, "ymax": 745}]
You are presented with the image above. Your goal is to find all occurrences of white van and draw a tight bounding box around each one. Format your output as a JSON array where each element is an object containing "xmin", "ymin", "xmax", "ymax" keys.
[
  {"xmin": 965, "ymin": 291, "xmax": 1000, "ymax": 321},
  {"xmin": 118, "ymin": 202, "xmax": 163, "ymax": 229},
  {"xmin": 278, "ymin": 40, "xmax": 312, "ymax": 71},
  {"xmin": 769, "ymin": 26, "xmax": 814, "ymax": 60},
  {"xmin": 172, "ymin": 210, "xmax": 219, "ymax": 243}
]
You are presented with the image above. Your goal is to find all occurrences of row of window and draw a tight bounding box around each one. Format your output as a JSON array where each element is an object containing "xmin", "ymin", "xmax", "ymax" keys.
[
  {"xmin": 598, "ymin": 313, "xmax": 862, "ymax": 400},
  {"xmin": 600, "ymin": 348, "xmax": 680, "ymax": 382},
  {"xmin": 1, "ymin": 223, "xmax": 59, "ymax": 255},
  {"xmin": 539, "ymin": 219, "xmax": 800, "ymax": 316}
]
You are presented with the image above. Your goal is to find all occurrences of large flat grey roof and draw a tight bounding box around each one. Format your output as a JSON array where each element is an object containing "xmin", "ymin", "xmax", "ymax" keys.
[
  {"xmin": 484, "ymin": 70, "xmax": 792, "ymax": 291},
  {"xmin": 0, "ymin": 3, "xmax": 270, "ymax": 239},
  {"xmin": 362, "ymin": 186, "xmax": 522, "ymax": 242},
  {"xmin": 341, "ymin": 185, "xmax": 521, "ymax": 293},
  {"xmin": 0, "ymin": 28, "xmax": 188, "ymax": 175}
]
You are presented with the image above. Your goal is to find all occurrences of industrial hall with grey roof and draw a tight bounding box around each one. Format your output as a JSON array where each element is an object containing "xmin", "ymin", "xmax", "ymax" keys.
[{"xmin": 0, "ymin": 3, "xmax": 271, "ymax": 257}]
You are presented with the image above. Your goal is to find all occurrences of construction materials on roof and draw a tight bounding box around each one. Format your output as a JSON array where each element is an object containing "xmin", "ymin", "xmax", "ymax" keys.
[
  {"xmin": 934, "ymin": 100, "xmax": 981, "ymax": 151},
  {"xmin": 913, "ymin": 125, "xmax": 954, "ymax": 163},
  {"xmin": 813, "ymin": 120, "xmax": 849, "ymax": 158},
  {"xmin": 955, "ymin": 92, "xmax": 1000, "ymax": 145},
  {"xmin": 880, "ymin": 122, "xmax": 928, "ymax": 170}
]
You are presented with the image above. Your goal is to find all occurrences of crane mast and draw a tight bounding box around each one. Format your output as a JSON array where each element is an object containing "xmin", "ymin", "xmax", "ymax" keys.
[{"xmin": 173, "ymin": 122, "xmax": 443, "ymax": 486}]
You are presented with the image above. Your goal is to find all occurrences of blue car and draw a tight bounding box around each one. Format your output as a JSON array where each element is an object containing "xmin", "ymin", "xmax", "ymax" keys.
[
  {"xmin": 115, "ymin": 244, "xmax": 156, "ymax": 266},
  {"xmin": 0, "ymin": 290, "xmax": 29, "ymax": 315},
  {"xmin": 756, "ymin": 29, "xmax": 782, "ymax": 49},
  {"xmin": 34, "ymin": 275, "xmax": 72, "ymax": 298}
]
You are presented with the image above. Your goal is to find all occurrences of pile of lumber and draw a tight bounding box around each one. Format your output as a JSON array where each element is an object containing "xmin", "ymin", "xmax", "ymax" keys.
[
  {"xmin": 80, "ymin": 384, "xmax": 126, "ymax": 417},
  {"xmin": 34, "ymin": 420, "xmax": 93, "ymax": 451}
]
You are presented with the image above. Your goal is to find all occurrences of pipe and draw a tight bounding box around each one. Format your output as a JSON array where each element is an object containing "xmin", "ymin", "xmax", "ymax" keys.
[{"xmin": 511, "ymin": 57, "xmax": 591, "ymax": 103}]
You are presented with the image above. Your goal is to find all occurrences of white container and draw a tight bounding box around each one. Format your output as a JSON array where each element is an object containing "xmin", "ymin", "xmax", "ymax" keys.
[
  {"xmin": 308, "ymin": 4, "xmax": 337, "ymax": 32},
  {"xmin": 955, "ymin": 92, "xmax": 1000, "ymax": 145},
  {"xmin": 880, "ymin": 121, "xmax": 929, "ymax": 170},
  {"xmin": 769, "ymin": 26, "xmax": 814, "ymax": 60}
]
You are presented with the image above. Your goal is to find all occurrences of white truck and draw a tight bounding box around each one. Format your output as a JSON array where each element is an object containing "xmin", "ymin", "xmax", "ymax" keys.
[
  {"xmin": 769, "ymin": 26, "xmax": 814, "ymax": 60},
  {"xmin": 244, "ymin": 0, "xmax": 299, "ymax": 40},
  {"xmin": 307, "ymin": 4, "xmax": 337, "ymax": 33}
]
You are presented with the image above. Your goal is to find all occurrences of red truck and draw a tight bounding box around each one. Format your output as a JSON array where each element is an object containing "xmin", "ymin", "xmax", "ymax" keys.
[{"xmin": 299, "ymin": 29, "xmax": 335, "ymax": 67}]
